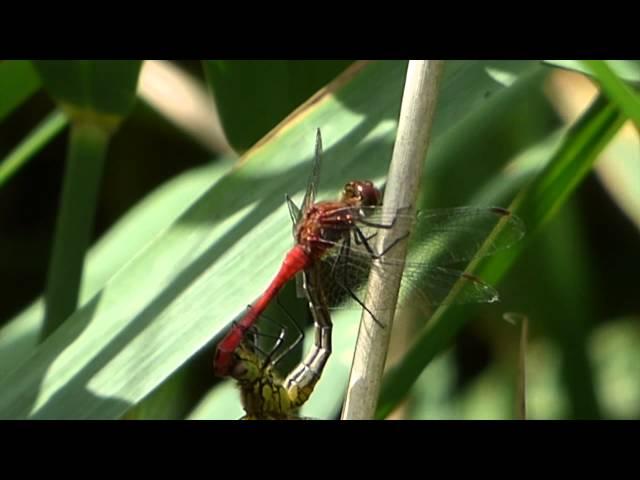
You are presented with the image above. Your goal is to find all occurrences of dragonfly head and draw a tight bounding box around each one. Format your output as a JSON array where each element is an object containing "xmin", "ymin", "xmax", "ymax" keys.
[
  {"xmin": 341, "ymin": 180, "xmax": 381, "ymax": 209},
  {"xmin": 229, "ymin": 344, "xmax": 262, "ymax": 383}
]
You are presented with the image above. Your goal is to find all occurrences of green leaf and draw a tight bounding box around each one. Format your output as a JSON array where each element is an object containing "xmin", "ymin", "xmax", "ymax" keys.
[
  {"xmin": 0, "ymin": 60, "xmax": 544, "ymax": 419},
  {"xmin": 32, "ymin": 60, "xmax": 142, "ymax": 123},
  {"xmin": 188, "ymin": 381, "xmax": 245, "ymax": 420},
  {"xmin": 203, "ymin": 60, "xmax": 354, "ymax": 152},
  {"xmin": 0, "ymin": 60, "xmax": 41, "ymax": 121},
  {"xmin": 376, "ymin": 94, "xmax": 626, "ymax": 419},
  {"xmin": 0, "ymin": 160, "xmax": 234, "ymax": 379},
  {"xmin": 41, "ymin": 123, "xmax": 111, "ymax": 338},
  {"xmin": 0, "ymin": 109, "xmax": 68, "ymax": 188},
  {"xmin": 124, "ymin": 363, "xmax": 198, "ymax": 420},
  {"xmin": 581, "ymin": 60, "xmax": 640, "ymax": 128}
]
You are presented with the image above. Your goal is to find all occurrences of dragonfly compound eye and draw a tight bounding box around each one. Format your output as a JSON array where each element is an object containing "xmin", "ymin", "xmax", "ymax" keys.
[
  {"xmin": 356, "ymin": 180, "xmax": 381, "ymax": 207},
  {"xmin": 341, "ymin": 180, "xmax": 381, "ymax": 207}
]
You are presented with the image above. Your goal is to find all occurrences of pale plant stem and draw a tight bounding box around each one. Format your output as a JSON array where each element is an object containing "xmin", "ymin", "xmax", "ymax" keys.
[{"xmin": 341, "ymin": 60, "xmax": 445, "ymax": 420}]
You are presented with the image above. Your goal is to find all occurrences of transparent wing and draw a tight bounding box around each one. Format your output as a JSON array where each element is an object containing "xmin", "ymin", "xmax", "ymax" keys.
[
  {"xmin": 314, "ymin": 247, "xmax": 500, "ymax": 315},
  {"xmin": 314, "ymin": 206, "xmax": 525, "ymax": 268},
  {"xmin": 291, "ymin": 129, "xmax": 325, "ymax": 298},
  {"xmin": 286, "ymin": 194, "xmax": 301, "ymax": 228},
  {"xmin": 299, "ymin": 128, "xmax": 323, "ymax": 220},
  {"xmin": 285, "ymin": 195, "xmax": 307, "ymax": 300}
]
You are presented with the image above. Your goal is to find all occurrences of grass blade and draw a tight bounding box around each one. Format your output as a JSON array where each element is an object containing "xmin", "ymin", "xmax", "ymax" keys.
[
  {"xmin": 42, "ymin": 123, "xmax": 111, "ymax": 338},
  {"xmin": 0, "ymin": 109, "xmax": 68, "ymax": 188},
  {"xmin": 581, "ymin": 60, "xmax": 640, "ymax": 128}
]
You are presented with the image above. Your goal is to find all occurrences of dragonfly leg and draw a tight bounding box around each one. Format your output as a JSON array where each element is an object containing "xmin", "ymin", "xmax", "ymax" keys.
[
  {"xmin": 245, "ymin": 305, "xmax": 289, "ymax": 366},
  {"xmin": 376, "ymin": 231, "xmax": 410, "ymax": 257},
  {"xmin": 267, "ymin": 295, "xmax": 305, "ymax": 368},
  {"xmin": 243, "ymin": 325, "xmax": 282, "ymax": 361},
  {"xmin": 336, "ymin": 238, "xmax": 384, "ymax": 328},
  {"xmin": 357, "ymin": 205, "xmax": 412, "ymax": 230},
  {"xmin": 327, "ymin": 236, "xmax": 349, "ymax": 277},
  {"xmin": 354, "ymin": 231, "xmax": 378, "ymax": 245},
  {"xmin": 353, "ymin": 226, "xmax": 410, "ymax": 259},
  {"xmin": 336, "ymin": 275, "xmax": 384, "ymax": 328},
  {"xmin": 262, "ymin": 326, "xmax": 286, "ymax": 368}
]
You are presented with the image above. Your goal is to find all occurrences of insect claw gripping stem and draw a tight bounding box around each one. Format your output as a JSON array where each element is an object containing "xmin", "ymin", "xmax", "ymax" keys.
[
  {"xmin": 375, "ymin": 231, "xmax": 411, "ymax": 259},
  {"xmin": 356, "ymin": 204, "xmax": 410, "ymax": 230},
  {"xmin": 353, "ymin": 226, "xmax": 410, "ymax": 260},
  {"xmin": 354, "ymin": 232, "xmax": 378, "ymax": 246},
  {"xmin": 346, "ymin": 281, "xmax": 385, "ymax": 329},
  {"xmin": 330, "ymin": 234, "xmax": 385, "ymax": 328}
]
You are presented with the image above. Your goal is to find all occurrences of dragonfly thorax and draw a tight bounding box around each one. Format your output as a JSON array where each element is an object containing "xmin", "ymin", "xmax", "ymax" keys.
[{"xmin": 296, "ymin": 201, "xmax": 358, "ymax": 259}]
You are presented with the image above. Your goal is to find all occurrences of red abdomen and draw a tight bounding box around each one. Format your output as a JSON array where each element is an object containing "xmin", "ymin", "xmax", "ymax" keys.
[{"xmin": 213, "ymin": 244, "xmax": 311, "ymax": 377}]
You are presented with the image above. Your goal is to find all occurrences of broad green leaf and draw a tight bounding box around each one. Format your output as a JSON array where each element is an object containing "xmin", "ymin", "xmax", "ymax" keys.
[
  {"xmin": 376, "ymin": 94, "xmax": 626, "ymax": 419},
  {"xmin": 0, "ymin": 60, "xmax": 41, "ymax": 121},
  {"xmin": 32, "ymin": 61, "xmax": 142, "ymax": 120},
  {"xmin": 188, "ymin": 379, "xmax": 245, "ymax": 420},
  {"xmin": 0, "ymin": 160, "xmax": 234, "ymax": 379},
  {"xmin": 203, "ymin": 60, "xmax": 353, "ymax": 152},
  {"xmin": 124, "ymin": 362, "xmax": 197, "ymax": 420},
  {"xmin": 0, "ymin": 60, "xmax": 544, "ymax": 419}
]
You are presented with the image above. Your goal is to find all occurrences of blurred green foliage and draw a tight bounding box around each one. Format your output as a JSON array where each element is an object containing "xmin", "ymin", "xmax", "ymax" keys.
[{"xmin": 0, "ymin": 60, "xmax": 638, "ymax": 419}]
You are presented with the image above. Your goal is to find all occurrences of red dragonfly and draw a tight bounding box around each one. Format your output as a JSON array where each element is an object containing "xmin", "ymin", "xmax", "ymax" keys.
[{"xmin": 214, "ymin": 129, "xmax": 525, "ymax": 377}]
